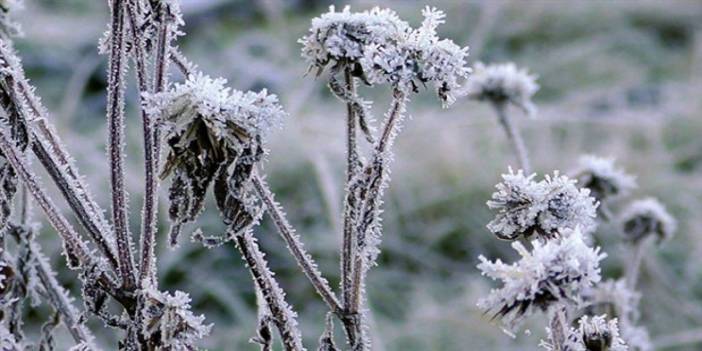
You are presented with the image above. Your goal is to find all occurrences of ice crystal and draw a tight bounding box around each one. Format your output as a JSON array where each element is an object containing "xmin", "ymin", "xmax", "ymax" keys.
[
  {"xmin": 487, "ymin": 169, "xmax": 597, "ymax": 241},
  {"xmin": 477, "ymin": 227, "xmax": 605, "ymax": 329},
  {"xmin": 465, "ymin": 62, "xmax": 539, "ymax": 115},
  {"xmin": 301, "ymin": 6, "xmax": 469, "ymax": 106},
  {"xmin": 574, "ymin": 155, "xmax": 636, "ymax": 203},
  {"xmin": 145, "ymin": 73, "xmax": 285, "ymax": 245},
  {"xmin": 619, "ymin": 198, "xmax": 676, "ymax": 244},
  {"xmin": 140, "ymin": 284, "xmax": 212, "ymax": 350},
  {"xmin": 541, "ymin": 315, "xmax": 628, "ymax": 351}
]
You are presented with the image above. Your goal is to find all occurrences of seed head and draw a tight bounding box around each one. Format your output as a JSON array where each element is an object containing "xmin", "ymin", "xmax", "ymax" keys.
[
  {"xmin": 542, "ymin": 315, "xmax": 628, "ymax": 351},
  {"xmin": 465, "ymin": 62, "xmax": 539, "ymax": 115},
  {"xmin": 619, "ymin": 198, "xmax": 676, "ymax": 244},
  {"xmin": 574, "ymin": 155, "xmax": 636, "ymax": 203},
  {"xmin": 487, "ymin": 169, "xmax": 598, "ymax": 241},
  {"xmin": 477, "ymin": 227, "xmax": 605, "ymax": 330}
]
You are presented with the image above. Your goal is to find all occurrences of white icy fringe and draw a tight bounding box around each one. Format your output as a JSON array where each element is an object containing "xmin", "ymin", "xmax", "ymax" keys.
[
  {"xmin": 477, "ymin": 227, "xmax": 605, "ymax": 329},
  {"xmin": 487, "ymin": 168, "xmax": 598, "ymax": 240},
  {"xmin": 140, "ymin": 283, "xmax": 212, "ymax": 350},
  {"xmin": 465, "ymin": 62, "xmax": 539, "ymax": 115},
  {"xmin": 145, "ymin": 73, "xmax": 286, "ymax": 141},
  {"xmin": 540, "ymin": 315, "xmax": 628, "ymax": 351}
]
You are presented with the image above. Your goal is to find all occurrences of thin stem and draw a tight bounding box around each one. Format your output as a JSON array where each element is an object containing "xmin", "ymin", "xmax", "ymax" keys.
[
  {"xmin": 126, "ymin": 0, "xmax": 159, "ymax": 287},
  {"xmin": 0, "ymin": 129, "xmax": 93, "ymax": 268},
  {"xmin": 233, "ymin": 230, "xmax": 304, "ymax": 351},
  {"xmin": 251, "ymin": 171, "xmax": 342, "ymax": 315},
  {"xmin": 170, "ymin": 48, "xmax": 193, "ymax": 77},
  {"xmin": 625, "ymin": 236, "xmax": 652, "ymax": 289},
  {"xmin": 341, "ymin": 68, "xmax": 358, "ymax": 317},
  {"xmin": 106, "ymin": 0, "xmax": 136, "ymax": 290},
  {"xmin": 31, "ymin": 240, "xmax": 98, "ymax": 348},
  {"xmin": 493, "ymin": 101, "xmax": 531, "ymax": 173},
  {"xmin": 547, "ymin": 305, "xmax": 569, "ymax": 351}
]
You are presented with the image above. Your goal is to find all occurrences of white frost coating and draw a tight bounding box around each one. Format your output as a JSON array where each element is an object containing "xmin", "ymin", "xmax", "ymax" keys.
[
  {"xmin": 574, "ymin": 155, "xmax": 637, "ymax": 202},
  {"xmin": 145, "ymin": 73, "xmax": 286, "ymax": 142},
  {"xmin": 140, "ymin": 283, "xmax": 212, "ymax": 350},
  {"xmin": 477, "ymin": 227, "xmax": 605, "ymax": 330},
  {"xmin": 300, "ymin": 6, "xmax": 469, "ymax": 107},
  {"xmin": 487, "ymin": 169, "xmax": 598, "ymax": 240},
  {"xmin": 0, "ymin": 0, "xmax": 23, "ymax": 38},
  {"xmin": 541, "ymin": 315, "xmax": 628, "ymax": 351},
  {"xmin": 465, "ymin": 62, "xmax": 539, "ymax": 115},
  {"xmin": 0, "ymin": 323, "xmax": 21, "ymax": 349},
  {"xmin": 619, "ymin": 197, "xmax": 676, "ymax": 243}
]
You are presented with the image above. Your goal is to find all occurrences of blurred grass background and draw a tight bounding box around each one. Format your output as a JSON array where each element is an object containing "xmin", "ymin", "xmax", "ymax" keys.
[{"xmin": 12, "ymin": 0, "xmax": 702, "ymax": 349}]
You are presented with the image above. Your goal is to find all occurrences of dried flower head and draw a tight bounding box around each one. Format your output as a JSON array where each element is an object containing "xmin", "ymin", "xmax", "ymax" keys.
[
  {"xmin": 301, "ymin": 6, "xmax": 469, "ymax": 106},
  {"xmin": 574, "ymin": 155, "xmax": 636, "ymax": 203},
  {"xmin": 619, "ymin": 324, "xmax": 651, "ymax": 351},
  {"xmin": 360, "ymin": 7, "xmax": 470, "ymax": 106},
  {"xmin": 487, "ymin": 169, "xmax": 598, "ymax": 241},
  {"xmin": 541, "ymin": 315, "xmax": 628, "ymax": 351},
  {"xmin": 299, "ymin": 6, "xmax": 409, "ymax": 77},
  {"xmin": 140, "ymin": 285, "xmax": 212, "ymax": 350},
  {"xmin": 477, "ymin": 227, "xmax": 605, "ymax": 329},
  {"xmin": 619, "ymin": 198, "xmax": 676, "ymax": 244},
  {"xmin": 582, "ymin": 279, "xmax": 641, "ymax": 322},
  {"xmin": 146, "ymin": 73, "xmax": 285, "ymax": 244},
  {"xmin": 465, "ymin": 62, "xmax": 539, "ymax": 115}
]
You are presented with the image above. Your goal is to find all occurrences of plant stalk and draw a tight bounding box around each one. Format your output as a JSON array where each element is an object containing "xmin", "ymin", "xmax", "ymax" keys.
[{"xmin": 493, "ymin": 101, "xmax": 531, "ymax": 173}]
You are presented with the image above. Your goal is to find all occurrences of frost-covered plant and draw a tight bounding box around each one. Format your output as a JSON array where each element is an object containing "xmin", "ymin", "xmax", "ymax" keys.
[
  {"xmin": 146, "ymin": 73, "xmax": 285, "ymax": 245},
  {"xmin": 477, "ymin": 227, "xmax": 605, "ymax": 329},
  {"xmin": 464, "ymin": 62, "xmax": 538, "ymax": 172},
  {"xmin": 573, "ymin": 155, "xmax": 637, "ymax": 204},
  {"xmin": 541, "ymin": 315, "xmax": 628, "ymax": 351},
  {"xmin": 0, "ymin": 0, "xmax": 22, "ymax": 39},
  {"xmin": 619, "ymin": 198, "xmax": 676, "ymax": 244},
  {"xmin": 487, "ymin": 169, "xmax": 598, "ymax": 241}
]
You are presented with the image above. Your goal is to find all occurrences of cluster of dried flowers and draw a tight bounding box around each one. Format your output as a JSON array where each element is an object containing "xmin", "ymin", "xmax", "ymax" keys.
[{"xmin": 473, "ymin": 66, "xmax": 677, "ymax": 349}]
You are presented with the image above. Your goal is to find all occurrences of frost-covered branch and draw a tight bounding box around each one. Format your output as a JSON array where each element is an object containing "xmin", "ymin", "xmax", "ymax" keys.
[
  {"xmin": 252, "ymin": 171, "xmax": 342, "ymax": 315},
  {"xmin": 105, "ymin": 0, "xmax": 136, "ymax": 290},
  {"xmin": 233, "ymin": 230, "xmax": 304, "ymax": 351}
]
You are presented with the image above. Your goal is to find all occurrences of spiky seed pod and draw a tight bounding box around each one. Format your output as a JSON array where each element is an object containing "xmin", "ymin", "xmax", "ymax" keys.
[
  {"xmin": 477, "ymin": 227, "xmax": 605, "ymax": 330},
  {"xmin": 145, "ymin": 73, "xmax": 285, "ymax": 245},
  {"xmin": 619, "ymin": 198, "xmax": 676, "ymax": 244},
  {"xmin": 140, "ymin": 284, "xmax": 212, "ymax": 350},
  {"xmin": 487, "ymin": 169, "xmax": 598, "ymax": 241},
  {"xmin": 574, "ymin": 155, "xmax": 637, "ymax": 203},
  {"xmin": 465, "ymin": 62, "xmax": 539, "ymax": 115}
]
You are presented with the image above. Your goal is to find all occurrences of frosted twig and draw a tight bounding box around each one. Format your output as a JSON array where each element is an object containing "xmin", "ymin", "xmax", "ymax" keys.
[
  {"xmin": 233, "ymin": 230, "xmax": 305, "ymax": 351},
  {"xmin": 492, "ymin": 101, "xmax": 531, "ymax": 173},
  {"xmin": 251, "ymin": 171, "xmax": 342, "ymax": 315},
  {"xmin": 546, "ymin": 305, "xmax": 569, "ymax": 351},
  {"xmin": 126, "ymin": 0, "xmax": 159, "ymax": 287},
  {"xmin": 105, "ymin": 0, "xmax": 136, "ymax": 290}
]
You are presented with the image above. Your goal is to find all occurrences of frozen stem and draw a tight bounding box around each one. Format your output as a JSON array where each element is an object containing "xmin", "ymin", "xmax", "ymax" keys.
[
  {"xmin": 251, "ymin": 171, "xmax": 342, "ymax": 315},
  {"xmin": 233, "ymin": 230, "xmax": 304, "ymax": 351},
  {"xmin": 547, "ymin": 305, "xmax": 569, "ymax": 351},
  {"xmin": 625, "ymin": 236, "xmax": 652, "ymax": 289},
  {"xmin": 492, "ymin": 101, "xmax": 531, "ymax": 173},
  {"xmin": 341, "ymin": 67, "xmax": 359, "ymax": 319},
  {"xmin": 105, "ymin": 0, "xmax": 136, "ymax": 290}
]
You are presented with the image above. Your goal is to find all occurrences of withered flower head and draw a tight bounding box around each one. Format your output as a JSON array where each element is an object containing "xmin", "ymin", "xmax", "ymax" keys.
[
  {"xmin": 477, "ymin": 227, "xmax": 605, "ymax": 330},
  {"xmin": 465, "ymin": 62, "xmax": 539, "ymax": 115},
  {"xmin": 145, "ymin": 73, "xmax": 285, "ymax": 245},
  {"xmin": 619, "ymin": 198, "xmax": 676, "ymax": 244},
  {"xmin": 541, "ymin": 315, "xmax": 628, "ymax": 351},
  {"xmin": 574, "ymin": 155, "xmax": 637, "ymax": 203}
]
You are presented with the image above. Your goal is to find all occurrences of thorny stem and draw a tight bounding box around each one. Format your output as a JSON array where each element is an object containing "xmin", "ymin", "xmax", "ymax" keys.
[
  {"xmin": 341, "ymin": 67, "xmax": 359, "ymax": 319},
  {"xmin": 233, "ymin": 230, "xmax": 304, "ymax": 351},
  {"xmin": 493, "ymin": 101, "xmax": 531, "ymax": 173},
  {"xmin": 251, "ymin": 171, "xmax": 343, "ymax": 315},
  {"xmin": 106, "ymin": 0, "xmax": 137, "ymax": 290},
  {"xmin": 126, "ymin": 0, "xmax": 159, "ymax": 287}
]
